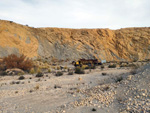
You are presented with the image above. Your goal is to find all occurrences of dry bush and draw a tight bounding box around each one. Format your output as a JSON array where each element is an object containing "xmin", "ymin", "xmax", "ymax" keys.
[
  {"xmin": 18, "ymin": 75, "xmax": 25, "ymax": 80},
  {"xmin": 68, "ymin": 71, "xmax": 74, "ymax": 75},
  {"xmin": 75, "ymin": 67, "xmax": 85, "ymax": 74},
  {"xmin": 30, "ymin": 68, "xmax": 35, "ymax": 74},
  {"xmin": 48, "ymin": 69, "xmax": 51, "ymax": 73},
  {"xmin": 115, "ymin": 76, "xmax": 123, "ymax": 83},
  {"xmin": 34, "ymin": 84, "xmax": 40, "ymax": 90},
  {"xmin": 101, "ymin": 65, "xmax": 105, "ymax": 70},
  {"xmin": 102, "ymin": 73, "xmax": 107, "ymax": 76},
  {"xmin": 36, "ymin": 72, "xmax": 44, "ymax": 77},
  {"xmin": 0, "ymin": 59, "xmax": 6, "ymax": 71},
  {"xmin": 3, "ymin": 54, "xmax": 33, "ymax": 71},
  {"xmin": 55, "ymin": 71, "xmax": 63, "ymax": 76},
  {"xmin": 108, "ymin": 64, "xmax": 116, "ymax": 68}
]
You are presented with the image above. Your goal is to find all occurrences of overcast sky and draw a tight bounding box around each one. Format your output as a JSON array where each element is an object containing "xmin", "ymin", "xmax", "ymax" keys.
[{"xmin": 0, "ymin": 0, "xmax": 149, "ymax": 29}]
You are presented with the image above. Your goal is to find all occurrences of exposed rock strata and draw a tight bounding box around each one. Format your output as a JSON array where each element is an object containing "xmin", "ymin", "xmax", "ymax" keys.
[{"xmin": 0, "ymin": 20, "xmax": 150, "ymax": 61}]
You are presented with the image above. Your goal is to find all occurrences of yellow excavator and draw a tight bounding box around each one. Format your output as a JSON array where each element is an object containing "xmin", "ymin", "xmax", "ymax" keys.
[{"xmin": 72, "ymin": 59, "xmax": 101, "ymax": 68}]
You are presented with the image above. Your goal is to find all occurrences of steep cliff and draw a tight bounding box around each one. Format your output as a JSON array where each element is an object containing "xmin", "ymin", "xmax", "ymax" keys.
[{"xmin": 0, "ymin": 20, "xmax": 150, "ymax": 61}]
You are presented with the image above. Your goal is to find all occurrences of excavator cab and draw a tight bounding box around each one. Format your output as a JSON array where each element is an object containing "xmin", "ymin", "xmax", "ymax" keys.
[{"xmin": 72, "ymin": 61, "xmax": 82, "ymax": 67}]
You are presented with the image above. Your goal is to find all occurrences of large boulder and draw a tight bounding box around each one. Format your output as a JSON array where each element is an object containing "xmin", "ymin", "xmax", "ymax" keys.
[{"xmin": 5, "ymin": 68, "xmax": 24, "ymax": 75}]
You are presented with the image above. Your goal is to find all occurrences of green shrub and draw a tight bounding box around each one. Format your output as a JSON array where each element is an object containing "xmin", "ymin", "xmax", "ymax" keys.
[
  {"xmin": 55, "ymin": 71, "xmax": 63, "ymax": 76},
  {"xmin": 36, "ymin": 72, "xmax": 43, "ymax": 77},
  {"xmin": 84, "ymin": 66, "xmax": 89, "ymax": 69},
  {"xmin": 108, "ymin": 64, "xmax": 116, "ymax": 68},
  {"xmin": 0, "ymin": 71, "xmax": 7, "ymax": 76},
  {"xmin": 68, "ymin": 71, "xmax": 74, "ymax": 75},
  {"xmin": 75, "ymin": 67, "xmax": 85, "ymax": 74},
  {"xmin": 91, "ymin": 65, "xmax": 96, "ymax": 69},
  {"xmin": 17, "ymin": 72, "xmax": 24, "ymax": 76},
  {"xmin": 36, "ymin": 68, "xmax": 41, "ymax": 73}
]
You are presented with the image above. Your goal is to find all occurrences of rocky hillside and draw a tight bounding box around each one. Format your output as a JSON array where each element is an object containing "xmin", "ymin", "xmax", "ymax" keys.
[{"xmin": 0, "ymin": 20, "xmax": 150, "ymax": 61}]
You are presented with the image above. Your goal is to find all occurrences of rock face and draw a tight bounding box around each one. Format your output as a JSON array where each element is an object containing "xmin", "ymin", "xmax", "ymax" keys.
[{"xmin": 0, "ymin": 20, "xmax": 150, "ymax": 61}]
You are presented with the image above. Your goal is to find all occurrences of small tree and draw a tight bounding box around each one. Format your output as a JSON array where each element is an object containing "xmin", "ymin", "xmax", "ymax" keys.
[{"xmin": 3, "ymin": 54, "xmax": 33, "ymax": 71}]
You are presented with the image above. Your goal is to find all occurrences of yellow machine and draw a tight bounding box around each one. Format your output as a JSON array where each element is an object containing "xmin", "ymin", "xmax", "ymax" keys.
[{"xmin": 72, "ymin": 59, "xmax": 100, "ymax": 68}]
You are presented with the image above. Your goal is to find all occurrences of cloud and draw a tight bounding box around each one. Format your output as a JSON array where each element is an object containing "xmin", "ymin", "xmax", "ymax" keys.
[{"xmin": 0, "ymin": 0, "xmax": 149, "ymax": 29}]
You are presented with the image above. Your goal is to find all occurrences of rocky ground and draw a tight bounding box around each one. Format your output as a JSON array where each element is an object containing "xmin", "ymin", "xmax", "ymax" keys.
[{"xmin": 0, "ymin": 64, "xmax": 150, "ymax": 113}]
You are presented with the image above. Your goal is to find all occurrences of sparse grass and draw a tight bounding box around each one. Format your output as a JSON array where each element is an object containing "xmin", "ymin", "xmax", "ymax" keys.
[
  {"xmin": 37, "ymin": 68, "xmax": 41, "ymax": 73},
  {"xmin": 37, "ymin": 78, "xmax": 41, "ymax": 82},
  {"xmin": 55, "ymin": 71, "xmax": 63, "ymax": 76},
  {"xmin": 64, "ymin": 66, "xmax": 68, "ymax": 69},
  {"xmin": 90, "ymin": 65, "xmax": 96, "ymax": 69},
  {"xmin": 34, "ymin": 84, "xmax": 39, "ymax": 90},
  {"xmin": 57, "ymin": 66, "xmax": 60, "ymax": 70},
  {"xmin": 52, "ymin": 66, "xmax": 56, "ymax": 69},
  {"xmin": 17, "ymin": 72, "xmax": 25, "ymax": 76},
  {"xmin": 76, "ymin": 89, "xmax": 80, "ymax": 93},
  {"xmin": 82, "ymin": 65, "xmax": 88, "ymax": 70},
  {"xmin": 48, "ymin": 69, "xmax": 51, "ymax": 73}
]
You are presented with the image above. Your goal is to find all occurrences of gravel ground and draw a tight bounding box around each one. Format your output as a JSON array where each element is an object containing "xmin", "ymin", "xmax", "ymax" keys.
[{"xmin": 0, "ymin": 65, "xmax": 150, "ymax": 113}]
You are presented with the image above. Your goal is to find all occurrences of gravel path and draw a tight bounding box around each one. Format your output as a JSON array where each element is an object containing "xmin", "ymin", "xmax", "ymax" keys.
[{"xmin": 1, "ymin": 66, "xmax": 149, "ymax": 113}]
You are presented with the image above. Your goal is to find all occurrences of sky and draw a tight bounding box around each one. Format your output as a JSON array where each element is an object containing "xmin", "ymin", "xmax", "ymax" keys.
[{"xmin": 0, "ymin": 0, "xmax": 149, "ymax": 29}]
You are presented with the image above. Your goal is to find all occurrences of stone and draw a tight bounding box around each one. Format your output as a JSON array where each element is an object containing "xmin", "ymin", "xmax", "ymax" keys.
[
  {"xmin": 5, "ymin": 68, "xmax": 24, "ymax": 75},
  {"xmin": 127, "ymin": 75, "xmax": 133, "ymax": 80}
]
